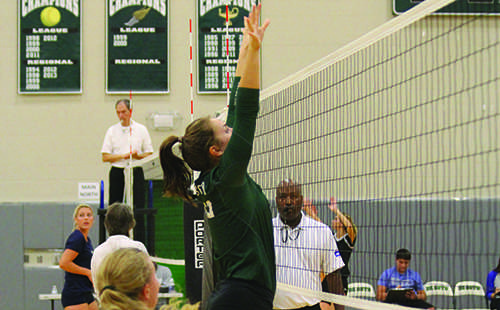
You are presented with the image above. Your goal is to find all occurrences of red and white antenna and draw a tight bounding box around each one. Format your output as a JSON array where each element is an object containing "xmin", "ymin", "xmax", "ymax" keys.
[
  {"xmin": 225, "ymin": 5, "xmax": 230, "ymax": 107},
  {"xmin": 189, "ymin": 18, "xmax": 194, "ymax": 122},
  {"xmin": 189, "ymin": 19, "xmax": 200, "ymax": 185}
]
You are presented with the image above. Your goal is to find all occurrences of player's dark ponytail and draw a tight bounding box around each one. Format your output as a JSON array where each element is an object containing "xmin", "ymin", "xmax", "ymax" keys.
[
  {"xmin": 159, "ymin": 136, "xmax": 193, "ymax": 201},
  {"xmin": 159, "ymin": 116, "xmax": 219, "ymax": 202}
]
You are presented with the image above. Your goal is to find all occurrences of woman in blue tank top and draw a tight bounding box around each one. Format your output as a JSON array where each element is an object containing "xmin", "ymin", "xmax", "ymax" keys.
[{"xmin": 59, "ymin": 204, "xmax": 97, "ymax": 310}]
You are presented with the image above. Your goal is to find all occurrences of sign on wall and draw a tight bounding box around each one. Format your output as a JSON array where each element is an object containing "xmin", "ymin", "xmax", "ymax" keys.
[
  {"xmin": 107, "ymin": 1, "xmax": 169, "ymax": 94},
  {"xmin": 18, "ymin": 1, "xmax": 82, "ymax": 94},
  {"xmin": 78, "ymin": 182, "xmax": 100, "ymax": 202},
  {"xmin": 197, "ymin": 0, "xmax": 258, "ymax": 93},
  {"xmin": 394, "ymin": 0, "xmax": 500, "ymax": 15}
]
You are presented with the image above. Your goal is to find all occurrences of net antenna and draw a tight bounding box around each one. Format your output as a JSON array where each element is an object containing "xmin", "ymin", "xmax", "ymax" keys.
[
  {"xmin": 225, "ymin": 5, "xmax": 230, "ymax": 108},
  {"xmin": 189, "ymin": 18, "xmax": 200, "ymax": 185},
  {"xmin": 189, "ymin": 18, "xmax": 194, "ymax": 122}
]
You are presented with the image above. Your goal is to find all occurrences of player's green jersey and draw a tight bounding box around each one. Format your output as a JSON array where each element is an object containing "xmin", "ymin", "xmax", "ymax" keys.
[{"xmin": 194, "ymin": 77, "xmax": 276, "ymax": 293}]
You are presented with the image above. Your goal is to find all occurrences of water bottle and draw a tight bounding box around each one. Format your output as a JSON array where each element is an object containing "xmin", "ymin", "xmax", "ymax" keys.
[{"xmin": 51, "ymin": 285, "xmax": 58, "ymax": 294}]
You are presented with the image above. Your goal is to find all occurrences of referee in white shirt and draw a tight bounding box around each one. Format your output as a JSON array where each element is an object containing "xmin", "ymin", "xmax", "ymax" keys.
[
  {"xmin": 101, "ymin": 99, "xmax": 153, "ymax": 209},
  {"xmin": 273, "ymin": 179, "xmax": 345, "ymax": 310}
]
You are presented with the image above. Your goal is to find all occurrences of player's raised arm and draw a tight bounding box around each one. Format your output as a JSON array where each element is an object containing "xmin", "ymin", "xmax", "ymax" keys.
[{"xmin": 239, "ymin": 4, "xmax": 270, "ymax": 89}]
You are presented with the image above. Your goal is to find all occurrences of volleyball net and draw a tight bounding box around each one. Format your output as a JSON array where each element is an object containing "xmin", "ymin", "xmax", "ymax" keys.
[{"xmin": 250, "ymin": 0, "xmax": 500, "ymax": 308}]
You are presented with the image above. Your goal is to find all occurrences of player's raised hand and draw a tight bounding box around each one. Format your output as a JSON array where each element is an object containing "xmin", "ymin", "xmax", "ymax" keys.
[
  {"xmin": 303, "ymin": 198, "xmax": 318, "ymax": 218},
  {"xmin": 328, "ymin": 197, "xmax": 338, "ymax": 213},
  {"xmin": 245, "ymin": 3, "xmax": 270, "ymax": 51}
]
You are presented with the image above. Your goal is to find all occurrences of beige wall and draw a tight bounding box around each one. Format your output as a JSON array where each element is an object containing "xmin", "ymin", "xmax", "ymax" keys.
[{"xmin": 0, "ymin": 1, "xmax": 392, "ymax": 202}]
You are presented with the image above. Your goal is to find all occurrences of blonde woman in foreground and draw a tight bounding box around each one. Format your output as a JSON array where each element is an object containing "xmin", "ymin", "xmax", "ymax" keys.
[{"xmin": 96, "ymin": 248, "xmax": 159, "ymax": 310}]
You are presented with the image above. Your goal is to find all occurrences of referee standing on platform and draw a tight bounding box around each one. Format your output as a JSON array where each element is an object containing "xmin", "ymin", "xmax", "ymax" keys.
[{"xmin": 101, "ymin": 99, "xmax": 153, "ymax": 241}]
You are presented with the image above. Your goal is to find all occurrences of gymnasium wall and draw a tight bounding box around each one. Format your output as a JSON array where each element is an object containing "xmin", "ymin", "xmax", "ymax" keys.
[
  {"xmin": 0, "ymin": 1, "xmax": 392, "ymax": 202},
  {"xmin": 0, "ymin": 203, "xmax": 99, "ymax": 310}
]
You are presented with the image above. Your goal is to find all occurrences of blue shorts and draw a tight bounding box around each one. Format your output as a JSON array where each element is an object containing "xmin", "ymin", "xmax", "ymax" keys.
[
  {"xmin": 61, "ymin": 290, "xmax": 95, "ymax": 308},
  {"xmin": 207, "ymin": 278, "xmax": 274, "ymax": 310}
]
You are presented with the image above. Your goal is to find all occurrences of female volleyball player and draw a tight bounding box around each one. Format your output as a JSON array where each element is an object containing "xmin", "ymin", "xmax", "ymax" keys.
[
  {"xmin": 303, "ymin": 197, "xmax": 357, "ymax": 310},
  {"xmin": 304, "ymin": 197, "xmax": 357, "ymax": 295},
  {"xmin": 59, "ymin": 204, "xmax": 98, "ymax": 310},
  {"xmin": 159, "ymin": 4, "xmax": 274, "ymax": 309},
  {"xmin": 329, "ymin": 197, "xmax": 357, "ymax": 294},
  {"xmin": 96, "ymin": 248, "xmax": 159, "ymax": 310}
]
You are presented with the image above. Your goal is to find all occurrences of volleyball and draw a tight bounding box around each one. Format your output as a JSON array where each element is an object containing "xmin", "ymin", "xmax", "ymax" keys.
[{"xmin": 40, "ymin": 6, "xmax": 61, "ymax": 27}]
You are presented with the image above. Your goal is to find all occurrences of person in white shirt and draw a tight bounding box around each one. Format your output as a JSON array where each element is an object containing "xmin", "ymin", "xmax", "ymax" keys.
[
  {"xmin": 101, "ymin": 99, "xmax": 153, "ymax": 209},
  {"xmin": 273, "ymin": 179, "xmax": 345, "ymax": 310},
  {"xmin": 90, "ymin": 202, "xmax": 148, "ymax": 295}
]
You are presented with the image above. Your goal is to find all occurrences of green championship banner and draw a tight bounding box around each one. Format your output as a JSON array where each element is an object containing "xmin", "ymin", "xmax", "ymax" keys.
[
  {"xmin": 197, "ymin": 0, "xmax": 258, "ymax": 93},
  {"xmin": 107, "ymin": 1, "xmax": 169, "ymax": 94},
  {"xmin": 19, "ymin": 1, "xmax": 81, "ymax": 94}
]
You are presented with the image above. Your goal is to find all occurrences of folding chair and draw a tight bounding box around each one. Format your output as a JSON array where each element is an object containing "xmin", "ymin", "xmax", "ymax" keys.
[
  {"xmin": 424, "ymin": 281, "xmax": 455, "ymax": 310},
  {"xmin": 347, "ymin": 282, "xmax": 376, "ymax": 299},
  {"xmin": 454, "ymin": 281, "xmax": 489, "ymax": 310}
]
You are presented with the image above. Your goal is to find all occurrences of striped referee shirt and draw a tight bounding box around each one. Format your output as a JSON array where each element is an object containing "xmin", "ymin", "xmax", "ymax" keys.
[{"xmin": 273, "ymin": 213, "xmax": 345, "ymax": 309}]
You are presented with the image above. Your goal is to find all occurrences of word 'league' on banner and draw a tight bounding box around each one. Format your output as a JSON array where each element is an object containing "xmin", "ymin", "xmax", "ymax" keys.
[{"xmin": 106, "ymin": 1, "xmax": 169, "ymax": 94}]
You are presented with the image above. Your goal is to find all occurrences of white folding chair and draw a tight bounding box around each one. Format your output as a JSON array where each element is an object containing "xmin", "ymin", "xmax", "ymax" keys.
[
  {"xmin": 424, "ymin": 281, "xmax": 455, "ymax": 310},
  {"xmin": 347, "ymin": 282, "xmax": 376, "ymax": 299},
  {"xmin": 454, "ymin": 281, "xmax": 489, "ymax": 310}
]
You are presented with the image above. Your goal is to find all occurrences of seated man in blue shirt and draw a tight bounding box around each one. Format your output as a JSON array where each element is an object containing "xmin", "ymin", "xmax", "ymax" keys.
[{"xmin": 376, "ymin": 248, "xmax": 435, "ymax": 309}]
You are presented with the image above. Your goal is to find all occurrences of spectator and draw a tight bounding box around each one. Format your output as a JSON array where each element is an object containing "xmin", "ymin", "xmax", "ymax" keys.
[
  {"xmin": 96, "ymin": 248, "xmax": 159, "ymax": 310},
  {"xmin": 91, "ymin": 202, "xmax": 148, "ymax": 295},
  {"xmin": 376, "ymin": 248, "xmax": 434, "ymax": 309},
  {"xmin": 154, "ymin": 262, "xmax": 175, "ymax": 309},
  {"xmin": 486, "ymin": 256, "xmax": 500, "ymax": 310}
]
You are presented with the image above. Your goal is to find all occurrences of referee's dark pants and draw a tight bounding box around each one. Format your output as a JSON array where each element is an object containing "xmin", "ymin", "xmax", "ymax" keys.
[{"xmin": 109, "ymin": 166, "xmax": 146, "ymax": 242}]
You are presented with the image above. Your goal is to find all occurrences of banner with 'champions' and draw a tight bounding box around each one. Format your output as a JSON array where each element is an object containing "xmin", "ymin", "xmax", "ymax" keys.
[{"xmin": 19, "ymin": 0, "xmax": 82, "ymax": 94}]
